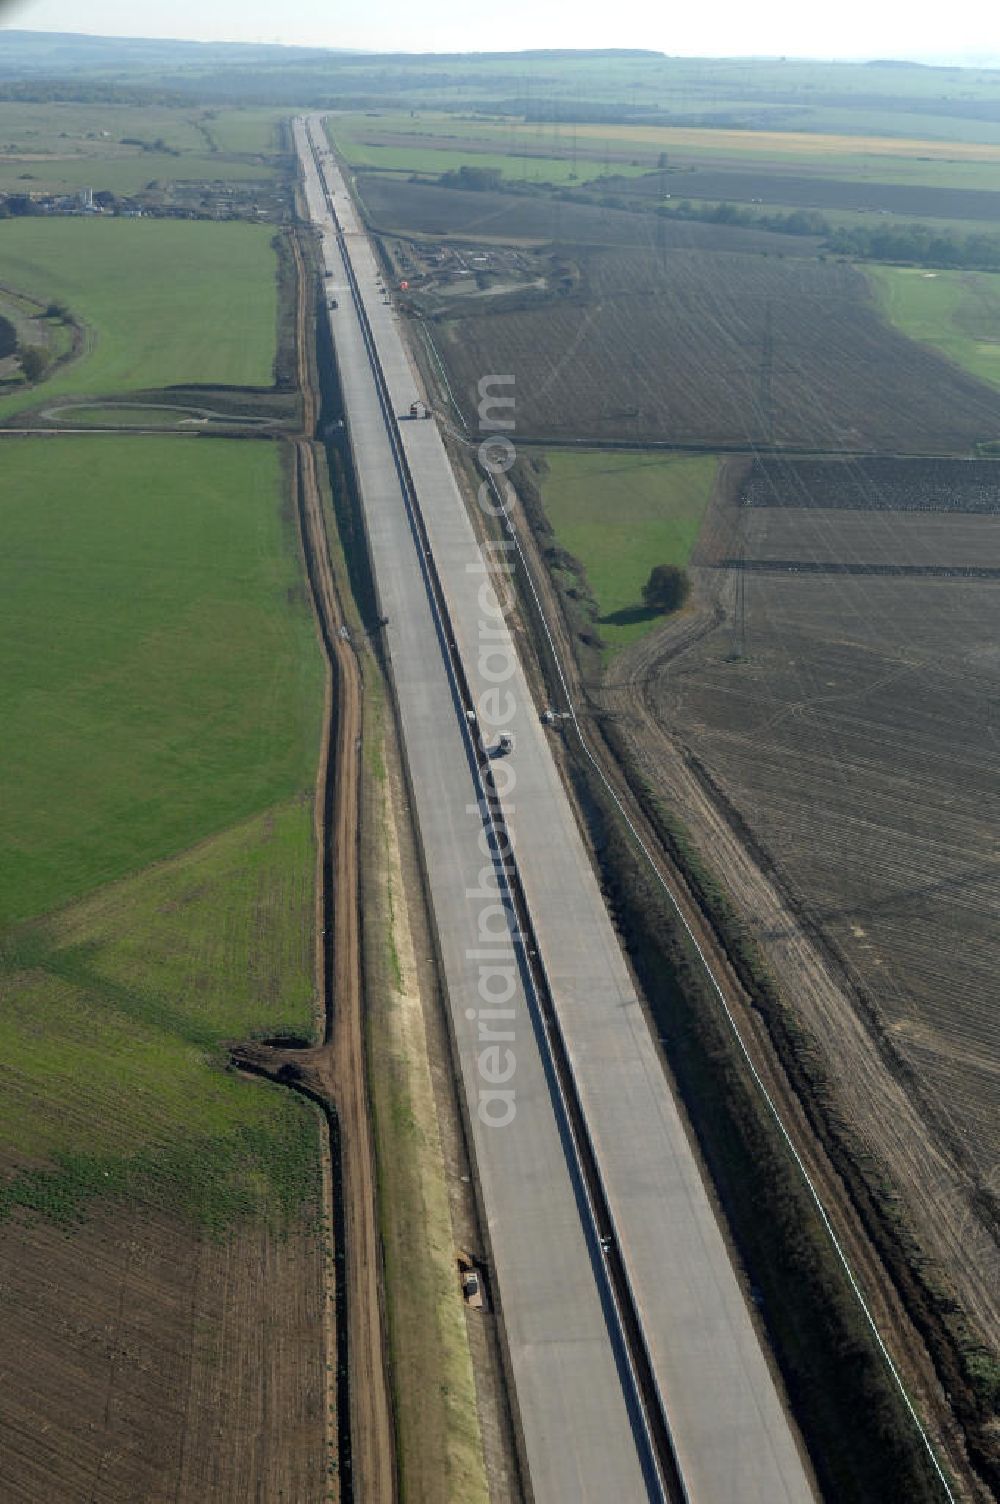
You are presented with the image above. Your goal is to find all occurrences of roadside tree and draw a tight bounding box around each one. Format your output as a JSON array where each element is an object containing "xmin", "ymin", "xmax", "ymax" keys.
[{"xmin": 642, "ymin": 563, "xmax": 691, "ymax": 613}]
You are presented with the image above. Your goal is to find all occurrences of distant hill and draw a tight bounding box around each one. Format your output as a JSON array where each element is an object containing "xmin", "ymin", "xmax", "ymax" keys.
[
  {"xmin": 0, "ymin": 29, "xmax": 352, "ymax": 77},
  {"xmin": 1, "ymin": 31, "xmax": 998, "ymax": 122}
]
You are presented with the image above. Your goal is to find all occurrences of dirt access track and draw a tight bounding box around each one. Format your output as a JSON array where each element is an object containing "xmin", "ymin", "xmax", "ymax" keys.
[{"xmin": 233, "ymin": 230, "xmax": 395, "ymax": 1504}]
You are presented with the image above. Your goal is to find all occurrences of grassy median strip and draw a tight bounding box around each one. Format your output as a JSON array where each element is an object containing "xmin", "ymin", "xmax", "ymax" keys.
[{"xmin": 368, "ymin": 769, "xmax": 489, "ymax": 1504}]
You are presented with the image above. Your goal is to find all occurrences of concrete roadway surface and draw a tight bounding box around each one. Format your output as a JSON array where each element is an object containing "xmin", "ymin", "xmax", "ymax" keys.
[
  {"xmin": 296, "ymin": 117, "xmax": 657, "ymax": 1503},
  {"xmin": 298, "ymin": 116, "xmax": 817, "ymax": 1504}
]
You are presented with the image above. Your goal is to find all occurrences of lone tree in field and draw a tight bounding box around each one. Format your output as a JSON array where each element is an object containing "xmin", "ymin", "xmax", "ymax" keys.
[
  {"xmin": 0, "ymin": 314, "xmax": 17, "ymax": 361},
  {"xmin": 642, "ymin": 563, "xmax": 691, "ymax": 614},
  {"xmin": 19, "ymin": 345, "xmax": 49, "ymax": 385}
]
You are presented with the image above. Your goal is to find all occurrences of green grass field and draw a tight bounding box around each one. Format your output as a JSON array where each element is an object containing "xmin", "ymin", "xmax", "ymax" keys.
[
  {"xmin": 0, "ymin": 153, "xmax": 277, "ymax": 195},
  {"xmin": 201, "ymin": 107, "xmax": 288, "ymax": 154},
  {"xmin": 560, "ymin": 120, "xmax": 1000, "ymax": 181},
  {"xmin": 329, "ymin": 110, "xmax": 1000, "ymax": 192},
  {"xmin": 0, "ymin": 101, "xmax": 286, "ymax": 157},
  {"xmin": 0, "ymin": 219, "xmax": 278, "ymax": 416},
  {"xmin": 0, "ymin": 100, "xmax": 283, "ymax": 194},
  {"xmin": 0, "ymin": 437, "xmax": 322, "ymax": 921},
  {"xmin": 539, "ymin": 449, "xmax": 717, "ymax": 653},
  {"xmin": 328, "ymin": 114, "xmax": 648, "ymax": 185},
  {"xmin": 0, "ymin": 100, "xmax": 208, "ymax": 154},
  {"xmin": 42, "ymin": 403, "xmax": 211, "ymax": 427},
  {"xmin": 0, "ymin": 799, "xmax": 321, "ymax": 1233},
  {"xmin": 867, "ymin": 265, "xmax": 1000, "ymax": 390},
  {"xmin": 0, "ymin": 434, "xmax": 324, "ymax": 1231}
]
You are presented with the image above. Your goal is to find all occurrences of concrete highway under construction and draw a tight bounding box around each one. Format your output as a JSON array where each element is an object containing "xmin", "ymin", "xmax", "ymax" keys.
[{"xmin": 295, "ymin": 113, "xmax": 816, "ymax": 1504}]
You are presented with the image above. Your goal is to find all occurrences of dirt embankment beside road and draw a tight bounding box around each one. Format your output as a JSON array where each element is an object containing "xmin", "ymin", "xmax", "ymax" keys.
[{"xmin": 232, "ymin": 229, "xmax": 395, "ymax": 1504}]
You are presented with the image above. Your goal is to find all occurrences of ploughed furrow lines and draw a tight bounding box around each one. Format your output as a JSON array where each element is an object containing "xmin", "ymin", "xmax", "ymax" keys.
[{"xmin": 719, "ymin": 557, "xmax": 1000, "ymax": 578}]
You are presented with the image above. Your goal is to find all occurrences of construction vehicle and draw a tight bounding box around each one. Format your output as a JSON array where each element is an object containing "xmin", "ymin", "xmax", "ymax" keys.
[
  {"xmin": 408, "ymin": 400, "xmax": 431, "ymax": 420},
  {"xmin": 457, "ymin": 1250, "xmax": 486, "ymax": 1310},
  {"xmin": 491, "ymin": 733, "xmax": 514, "ymax": 758}
]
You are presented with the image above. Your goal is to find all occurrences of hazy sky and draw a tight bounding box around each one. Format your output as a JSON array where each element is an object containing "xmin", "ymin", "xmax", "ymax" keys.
[{"xmin": 1, "ymin": 0, "xmax": 996, "ymax": 63}]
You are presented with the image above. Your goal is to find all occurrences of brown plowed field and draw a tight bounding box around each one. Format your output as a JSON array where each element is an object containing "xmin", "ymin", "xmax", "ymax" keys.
[
  {"xmin": 602, "ymin": 461, "xmax": 1000, "ymax": 1352},
  {"xmin": 357, "ymin": 171, "xmax": 809, "ymax": 253},
  {"xmin": 609, "ymin": 165, "xmax": 1000, "ymax": 222},
  {"xmin": 435, "ymin": 247, "xmax": 1000, "ymax": 450},
  {"xmin": 743, "ymin": 456, "xmax": 1000, "ymax": 513},
  {"xmin": 0, "ymin": 1200, "xmax": 326, "ymax": 1503},
  {"xmin": 489, "ymin": 453, "xmax": 986, "ymax": 1494}
]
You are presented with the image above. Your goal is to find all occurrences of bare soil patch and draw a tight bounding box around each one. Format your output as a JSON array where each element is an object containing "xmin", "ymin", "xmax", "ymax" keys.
[
  {"xmin": 357, "ymin": 171, "xmax": 811, "ymax": 253},
  {"xmin": 0, "ymin": 1199, "xmax": 326, "ymax": 1503},
  {"xmin": 744, "ymin": 455, "xmax": 1000, "ymax": 512},
  {"xmin": 606, "ymin": 461, "xmax": 1000, "ymax": 1354},
  {"xmin": 433, "ymin": 246, "xmax": 1000, "ymax": 451},
  {"xmin": 610, "ymin": 165, "xmax": 1000, "ymax": 223},
  {"xmin": 484, "ymin": 447, "xmax": 987, "ymax": 1496}
]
